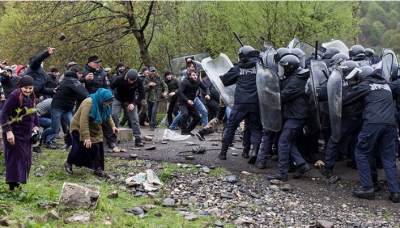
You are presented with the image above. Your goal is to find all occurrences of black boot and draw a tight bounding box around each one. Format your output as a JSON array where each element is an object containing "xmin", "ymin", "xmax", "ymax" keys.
[
  {"xmin": 352, "ymin": 186, "xmax": 375, "ymax": 200},
  {"xmin": 248, "ymin": 144, "xmax": 260, "ymax": 164},
  {"xmin": 242, "ymin": 148, "xmax": 250, "ymax": 158},
  {"xmin": 219, "ymin": 144, "xmax": 229, "ymax": 160},
  {"xmin": 320, "ymin": 166, "xmax": 334, "ymax": 179}
]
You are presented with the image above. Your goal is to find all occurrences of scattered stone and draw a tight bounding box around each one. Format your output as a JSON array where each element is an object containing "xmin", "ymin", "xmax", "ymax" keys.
[
  {"xmin": 202, "ymin": 166, "xmax": 210, "ymax": 174},
  {"xmin": 195, "ymin": 164, "xmax": 202, "ymax": 168},
  {"xmin": 155, "ymin": 211, "xmax": 162, "ymax": 217},
  {"xmin": 198, "ymin": 210, "xmax": 212, "ymax": 217},
  {"xmin": 127, "ymin": 207, "xmax": 144, "ymax": 215},
  {"xmin": 234, "ymin": 217, "xmax": 253, "ymax": 225},
  {"xmin": 49, "ymin": 210, "xmax": 60, "ymax": 220},
  {"xmin": 316, "ymin": 219, "xmax": 334, "ymax": 228},
  {"xmin": 254, "ymin": 199, "xmax": 263, "ymax": 205},
  {"xmin": 191, "ymin": 179, "xmax": 201, "ymax": 188},
  {"xmin": 138, "ymin": 213, "xmax": 147, "ymax": 219},
  {"xmin": 162, "ymin": 141, "xmax": 168, "ymax": 144},
  {"xmin": 144, "ymin": 136, "xmax": 153, "ymax": 141},
  {"xmin": 145, "ymin": 146, "xmax": 156, "ymax": 150},
  {"xmin": 147, "ymin": 192, "xmax": 157, "ymax": 198},
  {"xmin": 227, "ymin": 175, "xmax": 237, "ymax": 183},
  {"xmin": 119, "ymin": 186, "xmax": 127, "ymax": 191},
  {"xmin": 180, "ymin": 212, "xmax": 198, "ymax": 221},
  {"xmin": 107, "ymin": 190, "xmax": 118, "ymax": 199},
  {"xmin": 130, "ymin": 154, "xmax": 138, "ymax": 159},
  {"xmin": 209, "ymin": 165, "xmax": 216, "ymax": 169},
  {"xmin": 104, "ymin": 220, "xmax": 112, "ymax": 225},
  {"xmin": 269, "ymin": 179, "xmax": 281, "ymax": 185},
  {"xmin": 241, "ymin": 171, "xmax": 250, "ymax": 175},
  {"xmin": 211, "ymin": 143, "xmax": 218, "ymax": 146},
  {"xmin": 214, "ymin": 221, "xmax": 224, "ymax": 227},
  {"xmin": 281, "ymin": 184, "xmax": 292, "ymax": 191},
  {"xmin": 37, "ymin": 202, "xmax": 49, "ymax": 209},
  {"xmin": 231, "ymin": 152, "xmax": 238, "ymax": 156},
  {"xmin": 132, "ymin": 147, "xmax": 141, "ymax": 150},
  {"xmin": 162, "ymin": 198, "xmax": 175, "ymax": 207},
  {"xmin": 134, "ymin": 192, "xmax": 143, "ymax": 197},
  {"xmin": 64, "ymin": 212, "xmax": 92, "ymax": 224},
  {"xmin": 58, "ymin": 182, "xmax": 100, "ymax": 210},
  {"xmin": 177, "ymin": 163, "xmax": 183, "ymax": 168},
  {"xmin": 185, "ymin": 156, "xmax": 195, "ymax": 160},
  {"xmin": 249, "ymin": 192, "xmax": 260, "ymax": 199},
  {"xmin": 35, "ymin": 172, "xmax": 43, "ymax": 177},
  {"xmin": 220, "ymin": 194, "xmax": 235, "ymax": 199},
  {"xmin": 188, "ymin": 196, "xmax": 197, "ymax": 203},
  {"xmin": 142, "ymin": 204, "xmax": 155, "ymax": 209},
  {"xmin": 238, "ymin": 202, "xmax": 248, "ymax": 208}
]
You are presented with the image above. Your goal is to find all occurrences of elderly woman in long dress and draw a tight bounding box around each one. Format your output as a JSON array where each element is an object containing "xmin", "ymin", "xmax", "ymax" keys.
[
  {"xmin": 1, "ymin": 76, "xmax": 39, "ymax": 192},
  {"xmin": 64, "ymin": 88, "xmax": 119, "ymax": 176}
]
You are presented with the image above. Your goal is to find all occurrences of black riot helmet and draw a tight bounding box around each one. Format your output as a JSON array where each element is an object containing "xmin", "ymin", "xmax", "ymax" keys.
[
  {"xmin": 340, "ymin": 60, "xmax": 359, "ymax": 77},
  {"xmin": 291, "ymin": 48, "xmax": 306, "ymax": 68},
  {"xmin": 274, "ymin": 48, "xmax": 291, "ymax": 63},
  {"xmin": 330, "ymin": 53, "xmax": 350, "ymax": 66},
  {"xmin": 349, "ymin": 45, "xmax": 365, "ymax": 60},
  {"xmin": 357, "ymin": 66, "xmax": 374, "ymax": 82},
  {"xmin": 323, "ymin": 47, "xmax": 341, "ymax": 59},
  {"xmin": 278, "ymin": 54, "xmax": 300, "ymax": 76},
  {"xmin": 365, "ymin": 48, "xmax": 375, "ymax": 57},
  {"xmin": 238, "ymin": 45, "xmax": 260, "ymax": 62}
]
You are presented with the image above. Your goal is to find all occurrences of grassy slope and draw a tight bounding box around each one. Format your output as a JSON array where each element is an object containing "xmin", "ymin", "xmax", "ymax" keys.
[{"xmin": 0, "ymin": 147, "xmax": 233, "ymax": 228}]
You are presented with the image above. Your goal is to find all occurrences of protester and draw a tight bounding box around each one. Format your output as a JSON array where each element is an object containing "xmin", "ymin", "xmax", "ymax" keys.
[
  {"xmin": 64, "ymin": 88, "xmax": 119, "ymax": 177},
  {"xmin": 1, "ymin": 76, "xmax": 39, "ymax": 192}
]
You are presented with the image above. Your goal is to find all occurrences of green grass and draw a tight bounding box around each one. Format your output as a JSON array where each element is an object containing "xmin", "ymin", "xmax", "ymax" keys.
[{"xmin": 0, "ymin": 147, "xmax": 231, "ymax": 227}]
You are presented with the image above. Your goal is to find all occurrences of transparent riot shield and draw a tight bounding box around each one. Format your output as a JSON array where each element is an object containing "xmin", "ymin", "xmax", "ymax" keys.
[
  {"xmin": 169, "ymin": 53, "xmax": 211, "ymax": 75},
  {"xmin": 201, "ymin": 53, "xmax": 235, "ymax": 108},
  {"xmin": 381, "ymin": 48, "xmax": 398, "ymax": 82},
  {"xmin": 292, "ymin": 40, "xmax": 315, "ymax": 58},
  {"xmin": 327, "ymin": 68, "xmax": 343, "ymax": 142},
  {"xmin": 322, "ymin": 40, "xmax": 349, "ymax": 55},
  {"xmin": 260, "ymin": 47, "xmax": 277, "ymax": 67},
  {"xmin": 287, "ymin": 37, "xmax": 300, "ymax": 50},
  {"xmin": 256, "ymin": 64, "xmax": 282, "ymax": 132},
  {"xmin": 308, "ymin": 60, "xmax": 330, "ymax": 131}
]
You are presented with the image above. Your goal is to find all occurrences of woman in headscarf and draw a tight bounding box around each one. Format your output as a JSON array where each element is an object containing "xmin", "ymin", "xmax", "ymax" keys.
[
  {"xmin": 1, "ymin": 76, "xmax": 39, "ymax": 192},
  {"xmin": 64, "ymin": 88, "xmax": 119, "ymax": 176}
]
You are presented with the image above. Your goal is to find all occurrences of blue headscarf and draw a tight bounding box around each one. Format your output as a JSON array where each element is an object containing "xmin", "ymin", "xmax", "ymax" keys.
[{"xmin": 88, "ymin": 88, "xmax": 113, "ymax": 123}]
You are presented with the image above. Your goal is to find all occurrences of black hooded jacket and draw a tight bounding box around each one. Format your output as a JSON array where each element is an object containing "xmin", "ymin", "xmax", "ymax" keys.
[
  {"xmin": 221, "ymin": 57, "xmax": 259, "ymax": 104},
  {"xmin": 342, "ymin": 70, "xmax": 396, "ymax": 126},
  {"xmin": 24, "ymin": 51, "xmax": 54, "ymax": 97},
  {"xmin": 177, "ymin": 76, "xmax": 210, "ymax": 105},
  {"xmin": 280, "ymin": 70, "xmax": 310, "ymax": 120},
  {"xmin": 81, "ymin": 65, "xmax": 111, "ymax": 94},
  {"xmin": 110, "ymin": 75, "xmax": 144, "ymax": 105},
  {"xmin": 51, "ymin": 70, "xmax": 89, "ymax": 111}
]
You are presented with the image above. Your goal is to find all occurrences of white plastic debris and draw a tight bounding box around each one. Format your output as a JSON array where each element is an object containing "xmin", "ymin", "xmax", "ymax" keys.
[{"xmin": 163, "ymin": 129, "xmax": 191, "ymax": 141}]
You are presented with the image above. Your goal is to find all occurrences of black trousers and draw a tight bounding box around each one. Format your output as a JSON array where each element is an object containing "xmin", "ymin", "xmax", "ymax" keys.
[{"xmin": 178, "ymin": 104, "xmax": 200, "ymax": 133}]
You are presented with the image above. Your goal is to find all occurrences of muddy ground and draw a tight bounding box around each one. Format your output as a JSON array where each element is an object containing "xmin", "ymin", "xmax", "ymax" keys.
[{"xmin": 106, "ymin": 127, "xmax": 400, "ymax": 214}]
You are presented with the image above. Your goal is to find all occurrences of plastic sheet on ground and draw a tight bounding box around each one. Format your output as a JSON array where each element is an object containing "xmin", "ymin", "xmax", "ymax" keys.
[
  {"xmin": 163, "ymin": 129, "xmax": 191, "ymax": 141},
  {"xmin": 125, "ymin": 169, "xmax": 163, "ymax": 192}
]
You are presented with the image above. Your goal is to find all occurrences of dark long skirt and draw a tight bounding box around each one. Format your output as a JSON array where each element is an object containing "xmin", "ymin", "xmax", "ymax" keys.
[
  {"xmin": 66, "ymin": 130, "xmax": 104, "ymax": 171},
  {"xmin": 3, "ymin": 135, "xmax": 31, "ymax": 184}
]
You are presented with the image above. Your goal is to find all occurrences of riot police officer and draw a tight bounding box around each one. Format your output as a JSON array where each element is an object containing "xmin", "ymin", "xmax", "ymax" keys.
[
  {"xmin": 342, "ymin": 68, "xmax": 399, "ymax": 203},
  {"xmin": 318, "ymin": 61, "xmax": 364, "ymax": 182},
  {"xmin": 218, "ymin": 46, "xmax": 263, "ymax": 162},
  {"xmin": 266, "ymin": 54, "xmax": 311, "ymax": 181}
]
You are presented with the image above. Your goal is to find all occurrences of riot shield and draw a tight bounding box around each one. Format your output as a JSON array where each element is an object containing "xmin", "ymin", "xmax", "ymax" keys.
[
  {"xmin": 287, "ymin": 37, "xmax": 300, "ymax": 50},
  {"xmin": 327, "ymin": 68, "xmax": 343, "ymax": 142},
  {"xmin": 292, "ymin": 40, "xmax": 315, "ymax": 58},
  {"xmin": 322, "ymin": 40, "xmax": 349, "ymax": 55},
  {"xmin": 201, "ymin": 53, "xmax": 235, "ymax": 108},
  {"xmin": 169, "ymin": 53, "xmax": 211, "ymax": 75},
  {"xmin": 381, "ymin": 48, "xmax": 398, "ymax": 82},
  {"xmin": 256, "ymin": 64, "xmax": 282, "ymax": 131},
  {"xmin": 260, "ymin": 47, "xmax": 277, "ymax": 67},
  {"xmin": 307, "ymin": 60, "xmax": 330, "ymax": 132}
]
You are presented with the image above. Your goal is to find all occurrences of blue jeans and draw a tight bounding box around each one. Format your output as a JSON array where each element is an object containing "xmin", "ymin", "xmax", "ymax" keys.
[
  {"xmin": 147, "ymin": 101, "xmax": 159, "ymax": 128},
  {"xmin": 169, "ymin": 97, "xmax": 208, "ymax": 129},
  {"xmin": 39, "ymin": 117, "xmax": 52, "ymax": 130},
  {"xmin": 42, "ymin": 108, "xmax": 73, "ymax": 143}
]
